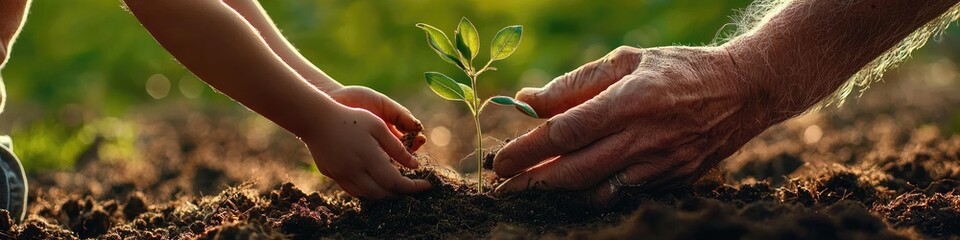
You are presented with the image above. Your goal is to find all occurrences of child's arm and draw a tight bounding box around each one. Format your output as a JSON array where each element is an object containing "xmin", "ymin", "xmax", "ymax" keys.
[
  {"xmin": 123, "ymin": 0, "xmax": 430, "ymax": 199},
  {"xmin": 0, "ymin": 0, "xmax": 31, "ymax": 68},
  {"xmin": 222, "ymin": 0, "xmax": 340, "ymax": 92},
  {"xmin": 222, "ymin": 0, "xmax": 426, "ymax": 150},
  {"xmin": 0, "ymin": 0, "xmax": 32, "ymax": 113}
]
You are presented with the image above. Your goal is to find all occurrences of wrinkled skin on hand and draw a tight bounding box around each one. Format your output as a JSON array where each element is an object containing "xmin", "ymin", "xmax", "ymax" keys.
[{"xmin": 493, "ymin": 46, "xmax": 774, "ymax": 206}]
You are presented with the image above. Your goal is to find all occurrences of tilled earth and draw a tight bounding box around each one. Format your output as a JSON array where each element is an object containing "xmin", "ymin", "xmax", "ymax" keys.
[{"xmin": 2, "ymin": 71, "xmax": 960, "ymax": 239}]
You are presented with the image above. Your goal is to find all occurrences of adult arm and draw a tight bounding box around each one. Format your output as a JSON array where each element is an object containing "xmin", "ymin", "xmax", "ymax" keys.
[
  {"xmin": 493, "ymin": 0, "xmax": 960, "ymax": 205},
  {"xmin": 729, "ymin": 0, "xmax": 960, "ymax": 121}
]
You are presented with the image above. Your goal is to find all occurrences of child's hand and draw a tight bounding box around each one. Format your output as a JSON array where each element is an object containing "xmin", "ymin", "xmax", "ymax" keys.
[
  {"xmin": 122, "ymin": 0, "xmax": 429, "ymax": 200},
  {"xmin": 302, "ymin": 105, "xmax": 431, "ymax": 200},
  {"xmin": 327, "ymin": 86, "xmax": 427, "ymax": 150}
]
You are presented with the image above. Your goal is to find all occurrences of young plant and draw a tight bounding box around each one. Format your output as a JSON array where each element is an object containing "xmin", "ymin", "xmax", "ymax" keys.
[{"xmin": 417, "ymin": 18, "xmax": 537, "ymax": 192}]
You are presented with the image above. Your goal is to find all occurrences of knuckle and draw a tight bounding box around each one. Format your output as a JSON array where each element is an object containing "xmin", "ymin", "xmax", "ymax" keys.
[
  {"xmin": 560, "ymin": 71, "xmax": 584, "ymax": 90},
  {"xmin": 608, "ymin": 46, "xmax": 642, "ymax": 64},
  {"xmin": 609, "ymin": 46, "xmax": 633, "ymax": 59}
]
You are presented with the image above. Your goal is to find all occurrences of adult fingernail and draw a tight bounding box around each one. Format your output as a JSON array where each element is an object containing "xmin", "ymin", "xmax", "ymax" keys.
[
  {"xmin": 516, "ymin": 87, "xmax": 541, "ymax": 100},
  {"xmin": 495, "ymin": 176, "xmax": 527, "ymax": 195}
]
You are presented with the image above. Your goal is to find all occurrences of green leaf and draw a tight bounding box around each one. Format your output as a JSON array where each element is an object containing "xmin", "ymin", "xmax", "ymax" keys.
[
  {"xmin": 424, "ymin": 72, "xmax": 465, "ymax": 101},
  {"xmin": 489, "ymin": 25, "xmax": 522, "ymax": 61},
  {"xmin": 416, "ymin": 23, "xmax": 465, "ymax": 69},
  {"xmin": 455, "ymin": 17, "xmax": 480, "ymax": 61},
  {"xmin": 459, "ymin": 83, "xmax": 476, "ymax": 105},
  {"xmin": 490, "ymin": 96, "xmax": 538, "ymax": 118},
  {"xmin": 459, "ymin": 83, "xmax": 477, "ymax": 113}
]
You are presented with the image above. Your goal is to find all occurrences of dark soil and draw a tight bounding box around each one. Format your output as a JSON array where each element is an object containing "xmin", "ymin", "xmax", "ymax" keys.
[{"xmin": 2, "ymin": 75, "xmax": 960, "ymax": 239}]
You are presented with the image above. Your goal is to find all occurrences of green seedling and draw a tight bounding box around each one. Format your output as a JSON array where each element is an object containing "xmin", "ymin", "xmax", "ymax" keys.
[{"xmin": 417, "ymin": 18, "xmax": 537, "ymax": 192}]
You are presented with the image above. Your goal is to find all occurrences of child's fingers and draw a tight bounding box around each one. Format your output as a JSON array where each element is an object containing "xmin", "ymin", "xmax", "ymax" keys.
[
  {"xmin": 390, "ymin": 124, "xmax": 404, "ymax": 139},
  {"xmin": 368, "ymin": 160, "xmax": 432, "ymax": 194},
  {"xmin": 352, "ymin": 175, "xmax": 392, "ymax": 200},
  {"xmin": 390, "ymin": 125, "xmax": 427, "ymax": 152},
  {"xmin": 376, "ymin": 96, "xmax": 423, "ymax": 133},
  {"xmin": 411, "ymin": 133, "xmax": 427, "ymax": 152},
  {"xmin": 371, "ymin": 124, "xmax": 419, "ymax": 169},
  {"xmin": 336, "ymin": 180, "xmax": 363, "ymax": 198}
]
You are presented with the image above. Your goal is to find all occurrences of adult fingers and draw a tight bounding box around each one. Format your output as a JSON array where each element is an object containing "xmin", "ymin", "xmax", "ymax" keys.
[
  {"xmin": 493, "ymin": 97, "xmax": 618, "ymax": 177},
  {"xmin": 615, "ymin": 144, "xmax": 716, "ymax": 190},
  {"xmin": 584, "ymin": 181, "xmax": 623, "ymax": 209},
  {"xmin": 371, "ymin": 122, "xmax": 419, "ymax": 169},
  {"xmin": 540, "ymin": 162, "xmax": 677, "ymax": 208},
  {"xmin": 367, "ymin": 158, "xmax": 432, "ymax": 194},
  {"xmin": 494, "ymin": 133, "xmax": 631, "ymax": 193},
  {"xmin": 612, "ymin": 158, "xmax": 682, "ymax": 190},
  {"xmin": 517, "ymin": 46, "xmax": 642, "ymax": 118},
  {"xmin": 528, "ymin": 181, "xmax": 622, "ymax": 210},
  {"xmin": 637, "ymin": 165, "xmax": 711, "ymax": 190}
]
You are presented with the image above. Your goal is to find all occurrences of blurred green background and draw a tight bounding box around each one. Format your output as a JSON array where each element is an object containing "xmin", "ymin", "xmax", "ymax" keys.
[
  {"xmin": 3, "ymin": 0, "xmax": 760, "ymax": 114},
  {"xmin": 2, "ymin": 0, "xmax": 959, "ymax": 172}
]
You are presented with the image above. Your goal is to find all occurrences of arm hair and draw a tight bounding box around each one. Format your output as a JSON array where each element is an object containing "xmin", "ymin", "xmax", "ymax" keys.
[{"xmin": 722, "ymin": 0, "xmax": 960, "ymax": 109}]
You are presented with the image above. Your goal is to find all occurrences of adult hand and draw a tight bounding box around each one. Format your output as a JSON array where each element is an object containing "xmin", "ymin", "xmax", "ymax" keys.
[
  {"xmin": 328, "ymin": 86, "xmax": 427, "ymax": 151},
  {"xmin": 493, "ymin": 46, "xmax": 777, "ymax": 205}
]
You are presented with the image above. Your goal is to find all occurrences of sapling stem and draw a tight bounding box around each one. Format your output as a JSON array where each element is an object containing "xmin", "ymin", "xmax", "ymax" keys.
[
  {"xmin": 467, "ymin": 72, "xmax": 483, "ymax": 192},
  {"xmin": 475, "ymin": 59, "xmax": 495, "ymax": 76},
  {"xmin": 418, "ymin": 18, "xmax": 535, "ymax": 193},
  {"xmin": 473, "ymin": 108, "xmax": 483, "ymax": 192}
]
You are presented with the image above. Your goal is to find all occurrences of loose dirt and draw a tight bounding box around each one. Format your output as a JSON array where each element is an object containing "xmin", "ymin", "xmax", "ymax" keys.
[{"xmin": 2, "ymin": 71, "xmax": 960, "ymax": 239}]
